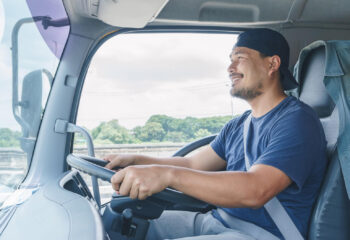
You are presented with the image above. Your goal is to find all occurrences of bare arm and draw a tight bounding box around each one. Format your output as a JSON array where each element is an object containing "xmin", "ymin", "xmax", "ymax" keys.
[
  {"xmin": 105, "ymin": 145, "xmax": 226, "ymax": 171},
  {"xmin": 111, "ymin": 163, "xmax": 292, "ymax": 208},
  {"xmin": 167, "ymin": 164, "xmax": 292, "ymax": 208}
]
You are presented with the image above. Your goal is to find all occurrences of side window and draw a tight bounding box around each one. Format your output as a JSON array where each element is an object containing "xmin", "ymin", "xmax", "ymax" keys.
[
  {"xmin": 75, "ymin": 33, "xmax": 250, "ymax": 204},
  {"xmin": 0, "ymin": 0, "xmax": 70, "ymax": 207}
]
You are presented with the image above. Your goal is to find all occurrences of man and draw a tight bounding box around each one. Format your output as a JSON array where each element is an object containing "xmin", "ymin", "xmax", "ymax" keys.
[{"xmin": 105, "ymin": 28, "xmax": 327, "ymax": 239}]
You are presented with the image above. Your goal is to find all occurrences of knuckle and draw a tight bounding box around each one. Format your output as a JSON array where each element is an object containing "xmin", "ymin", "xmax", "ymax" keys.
[
  {"xmin": 134, "ymin": 179, "xmax": 141, "ymax": 186},
  {"xmin": 139, "ymin": 185, "xmax": 149, "ymax": 194}
]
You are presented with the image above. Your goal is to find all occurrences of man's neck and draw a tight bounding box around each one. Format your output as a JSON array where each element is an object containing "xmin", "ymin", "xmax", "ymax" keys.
[{"xmin": 248, "ymin": 89, "xmax": 287, "ymax": 118}]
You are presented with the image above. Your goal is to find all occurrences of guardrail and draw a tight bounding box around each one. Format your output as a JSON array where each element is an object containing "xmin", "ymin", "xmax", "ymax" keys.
[
  {"xmin": 0, "ymin": 144, "xmax": 186, "ymax": 204},
  {"xmin": 73, "ymin": 143, "xmax": 185, "ymax": 158}
]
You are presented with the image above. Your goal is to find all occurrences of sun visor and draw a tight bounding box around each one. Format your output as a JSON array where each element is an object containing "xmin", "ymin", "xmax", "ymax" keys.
[{"xmin": 81, "ymin": 0, "xmax": 168, "ymax": 28}]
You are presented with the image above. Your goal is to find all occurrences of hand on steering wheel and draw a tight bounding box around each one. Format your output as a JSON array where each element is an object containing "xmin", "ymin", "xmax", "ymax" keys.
[{"xmin": 67, "ymin": 154, "xmax": 208, "ymax": 208}]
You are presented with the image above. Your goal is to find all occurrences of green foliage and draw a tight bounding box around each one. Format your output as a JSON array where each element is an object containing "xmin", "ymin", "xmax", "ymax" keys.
[
  {"xmin": 137, "ymin": 114, "xmax": 236, "ymax": 143},
  {"xmin": 0, "ymin": 128, "xmax": 21, "ymax": 147},
  {"xmin": 89, "ymin": 114, "xmax": 234, "ymax": 144},
  {"xmin": 194, "ymin": 128, "xmax": 211, "ymax": 139},
  {"xmin": 0, "ymin": 115, "xmax": 237, "ymax": 147},
  {"xmin": 133, "ymin": 122, "xmax": 165, "ymax": 142},
  {"xmin": 164, "ymin": 131, "xmax": 187, "ymax": 142},
  {"xmin": 92, "ymin": 120, "xmax": 136, "ymax": 144}
]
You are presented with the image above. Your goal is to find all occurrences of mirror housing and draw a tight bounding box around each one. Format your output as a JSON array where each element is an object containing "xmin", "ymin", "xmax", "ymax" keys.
[
  {"xmin": 20, "ymin": 70, "xmax": 42, "ymax": 138},
  {"xmin": 18, "ymin": 70, "xmax": 43, "ymax": 164}
]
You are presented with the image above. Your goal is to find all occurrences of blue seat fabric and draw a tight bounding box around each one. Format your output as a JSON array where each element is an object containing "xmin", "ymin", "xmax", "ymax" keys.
[{"xmin": 293, "ymin": 43, "xmax": 350, "ymax": 240}]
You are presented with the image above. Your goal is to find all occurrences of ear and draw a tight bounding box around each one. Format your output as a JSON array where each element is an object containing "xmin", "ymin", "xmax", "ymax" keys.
[{"xmin": 268, "ymin": 55, "xmax": 281, "ymax": 75}]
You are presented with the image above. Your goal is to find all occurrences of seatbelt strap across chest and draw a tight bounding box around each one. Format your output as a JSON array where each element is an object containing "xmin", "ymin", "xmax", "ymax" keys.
[{"xmin": 243, "ymin": 114, "xmax": 304, "ymax": 240}]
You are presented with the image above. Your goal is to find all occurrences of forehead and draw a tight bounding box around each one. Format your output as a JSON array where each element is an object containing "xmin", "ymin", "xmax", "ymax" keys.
[{"xmin": 230, "ymin": 46, "xmax": 261, "ymax": 57}]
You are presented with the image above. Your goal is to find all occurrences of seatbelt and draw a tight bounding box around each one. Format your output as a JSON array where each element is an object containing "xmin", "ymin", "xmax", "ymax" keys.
[{"xmin": 243, "ymin": 114, "xmax": 304, "ymax": 240}]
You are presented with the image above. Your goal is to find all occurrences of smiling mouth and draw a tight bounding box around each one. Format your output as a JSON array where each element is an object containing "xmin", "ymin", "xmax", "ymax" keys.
[{"xmin": 230, "ymin": 73, "xmax": 244, "ymax": 86}]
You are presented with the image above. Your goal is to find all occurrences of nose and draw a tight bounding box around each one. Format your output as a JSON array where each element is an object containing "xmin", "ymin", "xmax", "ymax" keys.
[{"xmin": 227, "ymin": 61, "xmax": 237, "ymax": 73}]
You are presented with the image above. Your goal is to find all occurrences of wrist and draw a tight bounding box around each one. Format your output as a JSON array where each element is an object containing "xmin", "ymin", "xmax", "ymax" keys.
[
  {"xmin": 165, "ymin": 166, "xmax": 179, "ymax": 188},
  {"xmin": 129, "ymin": 154, "xmax": 144, "ymax": 165}
]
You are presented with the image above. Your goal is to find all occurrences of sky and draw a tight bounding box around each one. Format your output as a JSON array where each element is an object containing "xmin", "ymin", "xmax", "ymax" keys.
[
  {"xmin": 77, "ymin": 33, "xmax": 250, "ymax": 130},
  {"xmin": 0, "ymin": 1, "xmax": 251, "ymax": 132},
  {"xmin": 0, "ymin": 1, "xmax": 61, "ymax": 131}
]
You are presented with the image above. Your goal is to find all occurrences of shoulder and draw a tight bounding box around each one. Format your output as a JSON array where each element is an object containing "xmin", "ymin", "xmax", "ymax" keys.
[
  {"xmin": 277, "ymin": 96, "xmax": 320, "ymax": 124},
  {"xmin": 213, "ymin": 110, "xmax": 250, "ymax": 143},
  {"xmin": 222, "ymin": 110, "xmax": 251, "ymax": 132},
  {"xmin": 271, "ymin": 97, "xmax": 325, "ymax": 139}
]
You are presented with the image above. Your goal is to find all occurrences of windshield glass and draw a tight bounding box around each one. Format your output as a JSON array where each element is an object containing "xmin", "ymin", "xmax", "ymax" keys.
[
  {"xmin": 75, "ymin": 32, "xmax": 250, "ymax": 204},
  {"xmin": 0, "ymin": 0, "xmax": 70, "ymax": 207}
]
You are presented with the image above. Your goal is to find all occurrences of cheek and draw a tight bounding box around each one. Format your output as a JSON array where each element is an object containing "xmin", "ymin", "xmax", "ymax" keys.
[
  {"xmin": 236, "ymin": 62, "xmax": 249, "ymax": 75},
  {"xmin": 258, "ymin": 61, "xmax": 271, "ymax": 74},
  {"xmin": 253, "ymin": 62, "xmax": 269, "ymax": 77}
]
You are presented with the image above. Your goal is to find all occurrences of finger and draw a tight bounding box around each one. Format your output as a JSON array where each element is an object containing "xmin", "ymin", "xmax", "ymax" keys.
[
  {"xmin": 138, "ymin": 186, "xmax": 151, "ymax": 200},
  {"xmin": 118, "ymin": 171, "xmax": 134, "ymax": 196},
  {"xmin": 105, "ymin": 160, "xmax": 119, "ymax": 170},
  {"xmin": 103, "ymin": 155, "xmax": 113, "ymax": 161},
  {"xmin": 111, "ymin": 169, "xmax": 126, "ymax": 191},
  {"xmin": 129, "ymin": 180, "xmax": 140, "ymax": 199},
  {"xmin": 105, "ymin": 162, "xmax": 113, "ymax": 169}
]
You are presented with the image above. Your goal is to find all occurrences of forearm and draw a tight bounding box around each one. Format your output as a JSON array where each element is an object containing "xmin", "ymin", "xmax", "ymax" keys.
[
  {"xmin": 131, "ymin": 145, "xmax": 226, "ymax": 171},
  {"xmin": 132, "ymin": 155, "xmax": 192, "ymax": 168},
  {"xmin": 167, "ymin": 166, "xmax": 267, "ymax": 208}
]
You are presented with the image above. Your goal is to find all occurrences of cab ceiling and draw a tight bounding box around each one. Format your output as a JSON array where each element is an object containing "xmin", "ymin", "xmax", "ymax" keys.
[
  {"xmin": 154, "ymin": 0, "xmax": 350, "ymax": 27},
  {"xmin": 63, "ymin": 0, "xmax": 350, "ymax": 68}
]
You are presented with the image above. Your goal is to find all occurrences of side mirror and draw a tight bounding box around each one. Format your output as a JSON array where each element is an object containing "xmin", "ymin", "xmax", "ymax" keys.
[
  {"xmin": 17, "ymin": 69, "xmax": 52, "ymax": 163},
  {"xmin": 20, "ymin": 70, "xmax": 42, "ymax": 138}
]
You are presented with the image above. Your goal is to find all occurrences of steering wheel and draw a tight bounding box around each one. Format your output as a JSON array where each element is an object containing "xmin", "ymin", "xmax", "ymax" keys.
[
  {"xmin": 66, "ymin": 135, "xmax": 216, "ymax": 209},
  {"xmin": 67, "ymin": 135, "xmax": 215, "ymax": 219},
  {"xmin": 67, "ymin": 154, "xmax": 209, "ymax": 208}
]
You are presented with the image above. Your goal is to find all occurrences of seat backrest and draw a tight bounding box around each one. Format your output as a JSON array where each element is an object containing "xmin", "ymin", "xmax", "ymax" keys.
[{"xmin": 296, "ymin": 45, "xmax": 350, "ymax": 240}]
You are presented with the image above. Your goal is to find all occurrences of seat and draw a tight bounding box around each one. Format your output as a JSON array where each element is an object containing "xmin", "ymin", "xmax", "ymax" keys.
[{"xmin": 293, "ymin": 42, "xmax": 350, "ymax": 239}]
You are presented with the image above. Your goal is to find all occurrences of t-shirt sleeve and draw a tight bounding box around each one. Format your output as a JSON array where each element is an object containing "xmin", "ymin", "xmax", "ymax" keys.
[
  {"xmin": 255, "ymin": 110, "xmax": 325, "ymax": 192},
  {"xmin": 210, "ymin": 123, "xmax": 228, "ymax": 160},
  {"xmin": 210, "ymin": 120, "xmax": 232, "ymax": 161}
]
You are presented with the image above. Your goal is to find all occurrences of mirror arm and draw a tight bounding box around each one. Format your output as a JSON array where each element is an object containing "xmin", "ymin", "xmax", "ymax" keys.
[
  {"xmin": 11, "ymin": 17, "xmax": 38, "ymax": 137},
  {"xmin": 55, "ymin": 119, "xmax": 101, "ymax": 209},
  {"xmin": 41, "ymin": 17, "xmax": 70, "ymax": 29},
  {"xmin": 11, "ymin": 16, "xmax": 68, "ymax": 137}
]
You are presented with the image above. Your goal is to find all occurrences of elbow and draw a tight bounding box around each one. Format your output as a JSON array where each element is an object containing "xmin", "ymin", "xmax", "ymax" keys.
[
  {"xmin": 241, "ymin": 189, "xmax": 272, "ymax": 209},
  {"xmin": 216, "ymin": 190, "xmax": 272, "ymax": 209},
  {"xmin": 248, "ymin": 199, "xmax": 266, "ymax": 209}
]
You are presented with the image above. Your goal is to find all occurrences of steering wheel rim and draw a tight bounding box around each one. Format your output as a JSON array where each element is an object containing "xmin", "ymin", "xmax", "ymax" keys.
[
  {"xmin": 67, "ymin": 154, "xmax": 208, "ymax": 208},
  {"xmin": 172, "ymin": 135, "xmax": 216, "ymax": 157}
]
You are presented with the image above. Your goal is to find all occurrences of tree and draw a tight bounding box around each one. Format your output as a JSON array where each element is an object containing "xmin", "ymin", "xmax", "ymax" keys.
[
  {"xmin": 90, "ymin": 114, "xmax": 237, "ymax": 144},
  {"xmin": 133, "ymin": 122, "xmax": 165, "ymax": 142},
  {"xmin": 164, "ymin": 131, "xmax": 186, "ymax": 142},
  {"xmin": 194, "ymin": 128, "xmax": 211, "ymax": 139},
  {"xmin": 0, "ymin": 128, "xmax": 21, "ymax": 147},
  {"xmin": 92, "ymin": 120, "xmax": 135, "ymax": 144},
  {"xmin": 198, "ymin": 116, "xmax": 233, "ymax": 133}
]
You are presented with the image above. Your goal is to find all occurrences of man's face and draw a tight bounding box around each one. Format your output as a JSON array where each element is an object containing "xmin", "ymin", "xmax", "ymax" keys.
[{"xmin": 228, "ymin": 47, "xmax": 271, "ymax": 100}]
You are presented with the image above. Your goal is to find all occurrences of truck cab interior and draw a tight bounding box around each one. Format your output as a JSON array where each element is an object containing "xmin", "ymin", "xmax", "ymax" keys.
[{"xmin": 0, "ymin": 0, "xmax": 350, "ymax": 239}]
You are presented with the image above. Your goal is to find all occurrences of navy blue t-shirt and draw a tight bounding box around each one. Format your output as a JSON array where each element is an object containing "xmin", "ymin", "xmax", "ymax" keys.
[{"xmin": 211, "ymin": 96, "xmax": 327, "ymax": 239}]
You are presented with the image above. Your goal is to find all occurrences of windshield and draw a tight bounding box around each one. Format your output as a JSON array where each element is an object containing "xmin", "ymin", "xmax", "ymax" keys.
[
  {"xmin": 75, "ymin": 32, "xmax": 250, "ymax": 204},
  {"xmin": 0, "ymin": 0, "xmax": 70, "ymax": 207}
]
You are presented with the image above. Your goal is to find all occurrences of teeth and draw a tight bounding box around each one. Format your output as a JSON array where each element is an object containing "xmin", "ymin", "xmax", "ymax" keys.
[{"xmin": 229, "ymin": 73, "xmax": 243, "ymax": 86}]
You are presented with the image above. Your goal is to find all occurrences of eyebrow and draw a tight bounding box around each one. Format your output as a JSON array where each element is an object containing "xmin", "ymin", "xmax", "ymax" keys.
[{"xmin": 229, "ymin": 50, "xmax": 248, "ymax": 58}]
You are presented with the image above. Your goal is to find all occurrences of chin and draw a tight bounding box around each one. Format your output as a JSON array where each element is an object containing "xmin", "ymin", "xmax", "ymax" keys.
[{"xmin": 230, "ymin": 86, "xmax": 240, "ymax": 95}]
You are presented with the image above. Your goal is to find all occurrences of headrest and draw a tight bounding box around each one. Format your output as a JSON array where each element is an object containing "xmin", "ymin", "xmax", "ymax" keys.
[{"xmin": 298, "ymin": 46, "xmax": 335, "ymax": 118}]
